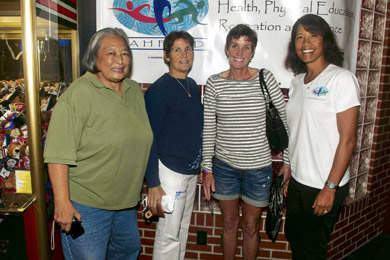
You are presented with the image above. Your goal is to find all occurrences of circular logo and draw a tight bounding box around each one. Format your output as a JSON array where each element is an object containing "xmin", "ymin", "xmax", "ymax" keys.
[{"xmin": 112, "ymin": 0, "xmax": 209, "ymax": 36}]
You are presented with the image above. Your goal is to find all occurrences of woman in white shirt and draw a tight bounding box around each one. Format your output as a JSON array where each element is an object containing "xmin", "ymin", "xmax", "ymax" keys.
[{"xmin": 284, "ymin": 14, "xmax": 360, "ymax": 260}]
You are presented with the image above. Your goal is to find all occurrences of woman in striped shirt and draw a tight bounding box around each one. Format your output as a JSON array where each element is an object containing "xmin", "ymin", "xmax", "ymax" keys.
[{"xmin": 202, "ymin": 24, "xmax": 290, "ymax": 259}]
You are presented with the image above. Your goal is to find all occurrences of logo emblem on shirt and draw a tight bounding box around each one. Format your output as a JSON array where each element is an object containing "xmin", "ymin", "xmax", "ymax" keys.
[{"xmin": 312, "ymin": 86, "xmax": 328, "ymax": 97}]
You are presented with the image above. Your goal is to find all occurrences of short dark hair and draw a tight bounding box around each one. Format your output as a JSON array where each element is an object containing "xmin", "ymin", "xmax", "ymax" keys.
[
  {"xmin": 163, "ymin": 31, "xmax": 195, "ymax": 66},
  {"xmin": 82, "ymin": 27, "xmax": 132, "ymax": 73},
  {"xmin": 285, "ymin": 14, "xmax": 343, "ymax": 75},
  {"xmin": 225, "ymin": 24, "xmax": 258, "ymax": 54}
]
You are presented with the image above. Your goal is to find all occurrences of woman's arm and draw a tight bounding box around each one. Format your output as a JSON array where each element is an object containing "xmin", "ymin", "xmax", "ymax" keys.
[
  {"xmin": 48, "ymin": 163, "xmax": 80, "ymax": 232},
  {"xmin": 144, "ymin": 85, "xmax": 169, "ymax": 211},
  {"xmin": 265, "ymin": 70, "xmax": 291, "ymax": 187},
  {"xmin": 202, "ymin": 77, "xmax": 217, "ymax": 200},
  {"xmin": 202, "ymin": 78, "xmax": 217, "ymax": 172},
  {"xmin": 312, "ymin": 106, "xmax": 359, "ymax": 216}
]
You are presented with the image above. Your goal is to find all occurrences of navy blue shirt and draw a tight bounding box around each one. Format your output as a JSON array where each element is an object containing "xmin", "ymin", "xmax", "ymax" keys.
[{"xmin": 144, "ymin": 73, "xmax": 203, "ymax": 187}]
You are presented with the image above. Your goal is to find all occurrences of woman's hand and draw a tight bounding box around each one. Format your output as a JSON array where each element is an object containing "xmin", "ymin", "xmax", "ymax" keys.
[
  {"xmin": 148, "ymin": 185, "xmax": 166, "ymax": 214},
  {"xmin": 278, "ymin": 165, "xmax": 291, "ymax": 197},
  {"xmin": 202, "ymin": 172, "xmax": 215, "ymax": 201},
  {"xmin": 48, "ymin": 163, "xmax": 80, "ymax": 232},
  {"xmin": 312, "ymin": 187, "xmax": 335, "ymax": 216},
  {"xmin": 198, "ymin": 171, "xmax": 204, "ymax": 184},
  {"xmin": 54, "ymin": 199, "xmax": 80, "ymax": 232}
]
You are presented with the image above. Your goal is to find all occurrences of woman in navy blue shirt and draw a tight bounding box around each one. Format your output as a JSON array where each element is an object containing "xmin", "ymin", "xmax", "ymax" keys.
[{"xmin": 144, "ymin": 31, "xmax": 203, "ymax": 260}]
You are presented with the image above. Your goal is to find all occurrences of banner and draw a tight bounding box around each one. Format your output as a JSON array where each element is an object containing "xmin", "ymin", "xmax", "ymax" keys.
[{"xmin": 97, "ymin": 0, "xmax": 361, "ymax": 86}]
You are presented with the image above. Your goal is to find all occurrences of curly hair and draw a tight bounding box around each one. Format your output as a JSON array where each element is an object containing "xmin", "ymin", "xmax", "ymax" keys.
[{"xmin": 284, "ymin": 14, "xmax": 343, "ymax": 75}]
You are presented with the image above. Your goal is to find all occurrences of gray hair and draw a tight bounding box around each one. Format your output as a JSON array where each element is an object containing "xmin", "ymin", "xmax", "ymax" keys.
[{"xmin": 82, "ymin": 27, "xmax": 132, "ymax": 73}]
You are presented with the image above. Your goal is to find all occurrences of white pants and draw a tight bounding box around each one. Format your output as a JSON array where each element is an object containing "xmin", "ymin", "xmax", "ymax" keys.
[{"xmin": 152, "ymin": 161, "xmax": 198, "ymax": 260}]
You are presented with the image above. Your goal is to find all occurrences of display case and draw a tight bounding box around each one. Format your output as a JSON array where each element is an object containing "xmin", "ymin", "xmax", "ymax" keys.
[
  {"xmin": 0, "ymin": 3, "xmax": 78, "ymax": 188},
  {"xmin": 0, "ymin": 1, "xmax": 78, "ymax": 259}
]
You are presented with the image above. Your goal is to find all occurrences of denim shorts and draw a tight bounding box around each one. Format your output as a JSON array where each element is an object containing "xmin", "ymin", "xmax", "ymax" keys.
[{"xmin": 212, "ymin": 157, "xmax": 273, "ymax": 207}]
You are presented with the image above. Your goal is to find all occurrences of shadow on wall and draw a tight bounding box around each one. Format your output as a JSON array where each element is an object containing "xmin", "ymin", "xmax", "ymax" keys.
[{"xmin": 343, "ymin": 233, "xmax": 390, "ymax": 260}]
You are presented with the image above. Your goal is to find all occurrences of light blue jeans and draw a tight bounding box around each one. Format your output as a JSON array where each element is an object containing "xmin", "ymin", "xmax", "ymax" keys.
[{"xmin": 61, "ymin": 201, "xmax": 140, "ymax": 260}]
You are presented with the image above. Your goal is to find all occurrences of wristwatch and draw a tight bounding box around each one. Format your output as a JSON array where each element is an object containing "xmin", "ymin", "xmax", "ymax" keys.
[{"xmin": 325, "ymin": 180, "xmax": 339, "ymax": 190}]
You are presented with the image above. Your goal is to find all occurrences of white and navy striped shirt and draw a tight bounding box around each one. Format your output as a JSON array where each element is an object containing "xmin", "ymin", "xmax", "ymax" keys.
[{"xmin": 202, "ymin": 69, "xmax": 289, "ymax": 172}]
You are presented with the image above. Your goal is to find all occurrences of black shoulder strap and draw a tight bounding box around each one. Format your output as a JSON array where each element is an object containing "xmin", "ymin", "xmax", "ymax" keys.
[{"xmin": 259, "ymin": 69, "xmax": 272, "ymax": 103}]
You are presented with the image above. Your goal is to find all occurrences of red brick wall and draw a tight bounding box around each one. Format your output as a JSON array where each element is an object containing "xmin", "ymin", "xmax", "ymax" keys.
[
  {"xmin": 326, "ymin": 1, "xmax": 389, "ymax": 258},
  {"xmin": 326, "ymin": 1, "xmax": 390, "ymax": 259},
  {"xmin": 382, "ymin": 1, "xmax": 390, "ymax": 235},
  {"xmin": 137, "ymin": 1, "xmax": 390, "ymax": 259}
]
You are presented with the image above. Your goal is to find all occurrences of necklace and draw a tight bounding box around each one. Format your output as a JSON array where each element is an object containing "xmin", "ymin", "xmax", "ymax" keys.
[{"xmin": 174, "ymin": 77, "xmax": 191, "ymax": 97}]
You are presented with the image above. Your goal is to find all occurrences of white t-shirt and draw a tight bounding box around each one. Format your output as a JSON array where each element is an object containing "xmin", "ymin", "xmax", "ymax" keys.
[{"xmin": 286, "ymin": 64, "xmax": 360, "ymax": 189}]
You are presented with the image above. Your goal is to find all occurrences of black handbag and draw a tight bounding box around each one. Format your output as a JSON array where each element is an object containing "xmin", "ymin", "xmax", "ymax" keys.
[
  {"xmin": 266, "ymin": 174, "xmax": 284, "ymax": 242},
  {"xmin": 259, "ymin": 69, "xmax": 288, "ymax": 152}
]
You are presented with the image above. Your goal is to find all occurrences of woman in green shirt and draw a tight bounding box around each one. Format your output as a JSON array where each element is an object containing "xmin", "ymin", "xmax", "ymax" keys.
[{"xmin": 44, "ymin": 27, "xmax": 153, "ymax": 260}]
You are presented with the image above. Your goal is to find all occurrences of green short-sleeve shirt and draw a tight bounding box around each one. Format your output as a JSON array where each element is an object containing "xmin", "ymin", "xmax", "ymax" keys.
[{"xmin": 44, "ymin": 72, "xmax": 153, "ymax": 210}]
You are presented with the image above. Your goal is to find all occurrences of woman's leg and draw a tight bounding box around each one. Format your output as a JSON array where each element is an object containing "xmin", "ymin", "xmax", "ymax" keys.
[
  {"xmin": 285, "ymin": 178, "xmax": 349, "ymax": 260},
  {"xmin": 153, "ymin": 161, "xmax": 196, "ymax": 260},
  {"xmin": 242, "ymin": 201, "xmax": 262, "ymax": 260},
  {"xmin": 107, "ymin": 208, "xmax": 140, "ymax": 260},
  {"xmin": 303, "ymin": 183, "xmax": 349, "ymax": 259},
  {"xmin": 212, "ymin": 158, "xmax": 243, "ymax": 259},
  {"xmin": 219, "ymin": 199, "xmax": 240, "ymax": 260},
  {"xmin": 240, "ymin": 165, "xmax": 272, "ymax": 259},
  {"xmin": 61, "ymin": 201, "xmax": 112, "ymax": 260},
  {"xmin": 178, "ymin": 174, "xmax": 198, "ymax": 260},
  {"xmin": 285, "ymin": 178, "xmax": 307, "ymax": 260}
]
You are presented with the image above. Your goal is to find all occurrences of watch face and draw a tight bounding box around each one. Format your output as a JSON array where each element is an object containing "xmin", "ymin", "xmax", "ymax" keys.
[{"xmin": 326, "ymin": 181, "xmax": 338, "ymax": 189}]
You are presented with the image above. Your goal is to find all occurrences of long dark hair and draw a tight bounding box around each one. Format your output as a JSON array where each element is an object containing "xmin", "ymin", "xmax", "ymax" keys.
[{"xmin": 284, "ymin": 14, "xmax": 343, "ymax": 75}]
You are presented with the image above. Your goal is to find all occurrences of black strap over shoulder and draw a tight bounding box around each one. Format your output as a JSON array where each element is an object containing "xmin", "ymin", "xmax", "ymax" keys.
[
  {"xmin": 258, "ymin": 69, "xmax": 289, "ymax": 152},
  {"xmin": 259, "ymin": 69, "xmax": 272, "ymax": 103}
]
